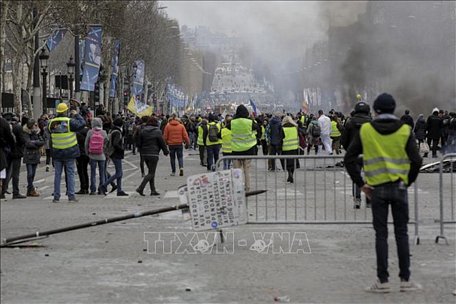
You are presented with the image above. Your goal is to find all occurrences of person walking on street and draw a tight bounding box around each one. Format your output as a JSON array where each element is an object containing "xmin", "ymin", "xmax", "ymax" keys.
[
  {"xmin": 341, "ymin": 101, "xmax": 372, "ymax": 209},
  {"xmin": 75, "ymin": 121, "xmax": 90, "ymax": 194},
  {"xmin": 221, "ymin": 116, "xmax": 233, "ymax": 170},
  {"xmin": 318, "ymin": 110, "xmax": 332, "ymax": 154},
  {"xmin": 280, "ymin": 116, "xmax": 299, "ymax": 183},
  {"xmin": 85, "ymin": 117, "xmax": 108, "ymax": 195},
  {"xmin": 306, "ymin": 115, "xmax": 320, "ymax": 155},
  {"xmin": 330, "ymin": 115, "xmax": 342, "ymax": 155},
  {"xmin": 136, "ymin": 117, "xmax": 169, "ymax": 196},
  {"xmin": 426, "ymin": 108, "xmax": 443, "ymax": 158},
  {"xmin": 205, "ymin": 114, "xmax": 222, "ymax": 171},
  {"xmin": 413, "ymin": 114, "xmax": 428, "ymax": 157},
  {"xmin": 23, "ymin": 119, "xmax": 45, "ymax": 197},
  {"xmin": 101, "ymin": 118, "xmax": 128, "ymax": 196},
  {"xmin": 229, "ymin": 104, "xmax": 258, "ymax": 192},
  {"xmin": 197, "ymin": 118, "xmax": 208, "ymax": 167},
  {"xmin": 344, "ymin": 93, "xmax": 422, "ymax": 293},
  {"xmin": 48, "ymin": 103, "xmax": 86, "ymax": 203},
  {"xmin": 3, "ymin": 116, "xmax": 26, "ymax": 199},
  {"xmin": 163, "ymin": 117, "xmax": 190, "ymax": 176},
  {"xmin": 266, "ymin": 113, "xmax": 283, "ymax": 171},
  {"xmin": 400, "ymin": 110, "xmax": 414, "ymax": 129},
  {"xmin": 0, "ymin": 116, "xmax": 15, "ymax": 200}
]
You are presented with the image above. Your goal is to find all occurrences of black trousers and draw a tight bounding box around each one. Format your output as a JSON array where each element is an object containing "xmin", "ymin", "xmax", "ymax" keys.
[
  {"xmin": 3, "ymin": 158, "xmax": 21, "ymax": 195},
  {"xmin": 371, "ymin": 182, "xmax": 410, "ymax": 283},
  {"xmin": 137, "ymin": 156, "xmax": 159, "ymax": 193},
  {"xmin": 427, "ymin": 137, "xmax": 439, "ymax": 157},
  {"xmin": 76, "ymin": 155, "xmax": 90, "ymax": 191},
  {"xmin": 268, "ymin": 145, "xmax": 282, "ymax": 170}
]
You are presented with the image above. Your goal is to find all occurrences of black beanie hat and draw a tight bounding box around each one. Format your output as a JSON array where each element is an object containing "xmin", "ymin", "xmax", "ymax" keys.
[{"xmin": 373, "ymin": 93, "xmax": 396, "ymax": 114}]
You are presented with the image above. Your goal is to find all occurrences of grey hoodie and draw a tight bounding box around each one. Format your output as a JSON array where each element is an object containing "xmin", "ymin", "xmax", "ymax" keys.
[{"xmin": 84, "ymin": 118, "xmax": 108, "ymax": 161}]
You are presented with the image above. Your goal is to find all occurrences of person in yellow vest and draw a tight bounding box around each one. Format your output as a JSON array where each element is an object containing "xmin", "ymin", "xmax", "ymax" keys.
[
  {"xmin": 48, "ymin": 102, "xmax": 86, "ymax": 203},
  {"xmin": 330, "ymin": 115, "xmax": 342, "ymax": 155},
  {"xmin": 229, "ymin": 105, "xmax": 258, "ymax": 191},
  {"xmin": 260, "ymin": 119, "xmax": 268, "ymax": 156},
  {"xmin": 205, "ymin": 114, "xmax": 222, "ymax": 171},
  {"xmin": 280, "ymin": 116, "xmax": 299, "ymax": 183},
  {"xmin": 196, "ymin": 118, "xmax": 208, "ymax": 167},
  {"xmin": 221, "ymin": 116, "xmax": 232, "ymax": 170},
  {"xmin": 345, "ymin": 93, "xmax": 422, "ymax": 293}
]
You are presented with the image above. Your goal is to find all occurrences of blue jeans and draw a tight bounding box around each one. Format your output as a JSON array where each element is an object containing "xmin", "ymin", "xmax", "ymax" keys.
[
  {"xmin": 103, "ymin": 158, "xmax": 123, "ymax": 193},
  {"xmin": 90, "ymin": 159, "xmax": 106, "ymax": 193},
  {"xmin": 223, "ymin": 152, "xmax": 232, "ymax": 170},
  {"xmin": 26, "ymin": 163, "xmax": 38, "ymax": 192},
  {"xmin": 206, "ymin": 144, "xmax": 221, "ymax": 171},
  {"xmin": 169, "ymin": 146, "xmax": 183, "ymax": 173},
  {"xmin": 371, "ymin": 181, "xmax": 410, "ymax": 283},
  {"xmin": 54, "ymin": 159, "xmax": 76, "ymax": 200}
]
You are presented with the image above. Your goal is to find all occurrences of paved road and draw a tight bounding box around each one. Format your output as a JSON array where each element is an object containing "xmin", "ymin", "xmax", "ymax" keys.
[{"xmin": 1, "ymin": 150, "xmax": 455, "ymax": 303}]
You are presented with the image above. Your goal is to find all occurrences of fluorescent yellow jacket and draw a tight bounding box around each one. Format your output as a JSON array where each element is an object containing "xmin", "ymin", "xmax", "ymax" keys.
[
  {"xmin": 360, "ymin": 123, "xmax": 411, "ymax": 186},
  {"xmin": 282, "ymin": 126, "xmax": 299, "ymax": 151}
]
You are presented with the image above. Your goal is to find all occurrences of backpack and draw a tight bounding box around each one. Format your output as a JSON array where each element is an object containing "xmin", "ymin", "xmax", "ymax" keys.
[
  {"xmin": 88, "ymin": 130, "xmax": 104, "ymax": 155},
  {"xmin": 106, "ymin": 129, "xmax": 120, "ymax": 157},
  {"xmin": 208, "ymin": 124, "xmax": 219, "ymax": 142},
  {"xmin": 311, "ymin": 123, "xmax": 321, "ymax": 137}
]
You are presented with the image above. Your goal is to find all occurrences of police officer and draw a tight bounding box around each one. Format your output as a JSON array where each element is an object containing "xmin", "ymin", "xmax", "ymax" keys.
[
  {"xmin": 344, "ymin": 93, "xmax": 422, "ymax": 293},
  {"xmin": 229, "ymin": 104, "xmax": 258, "ymax": 192},
  {"xmin": 48, "ymin": 102, "xmax": 85, "ymax": 203}
]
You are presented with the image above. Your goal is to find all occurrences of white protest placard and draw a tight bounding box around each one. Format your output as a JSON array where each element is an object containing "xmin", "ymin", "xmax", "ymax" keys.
[{"xmin": 178, "ymin": 169, "xmax": 247, "ymax": 231}]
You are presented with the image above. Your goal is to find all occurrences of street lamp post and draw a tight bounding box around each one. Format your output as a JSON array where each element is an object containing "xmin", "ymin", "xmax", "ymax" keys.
[
  {"xmin": 66, "ymin": 56, "xmax": 75, "ymax": 99},
  {"xmin": 39, "ymin": 48, "xmax": 49, "ymax": 114}
]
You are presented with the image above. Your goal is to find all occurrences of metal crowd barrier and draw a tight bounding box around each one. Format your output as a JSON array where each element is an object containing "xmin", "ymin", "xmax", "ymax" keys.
[
  {"xmin": 215, "ymin": 155, "xmax": 420, "ymax": 244},
  {"xmin": 435, "ymin": 153, "xmax": 456, "ymax": 245}
]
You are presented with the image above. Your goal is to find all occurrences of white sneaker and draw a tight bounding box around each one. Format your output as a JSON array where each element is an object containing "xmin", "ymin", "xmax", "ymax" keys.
[
  {"xmin": 365, "ymin": 279, "xmax": 391, "ymax": 293},
  {"xmin": 400, "ymin": 280, "xmax": 422, "ymax": 292}
]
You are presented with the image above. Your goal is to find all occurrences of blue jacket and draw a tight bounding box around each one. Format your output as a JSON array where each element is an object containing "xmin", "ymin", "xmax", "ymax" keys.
[
  {"xmin": 50, "ymin": 113, "xmax": 86, "ymax": 160},
  {"xmin": 267, "ymin": 116, "xmax": 283, "ymax": 146}
]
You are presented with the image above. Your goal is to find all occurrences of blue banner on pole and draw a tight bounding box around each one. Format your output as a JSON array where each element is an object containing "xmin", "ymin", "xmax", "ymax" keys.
[
  {"xmin": 80, "ymin": 25, "xmax": 103, "ymax": 92},
  {"xmin": 46, "ymin": 29, "xmax": 67, "ymax": 52},
  {"xmin": 132, "ymin": 60, "xmax": 145, "ymax": 98},
  {"xmin": 109, "ymin": 40, "xmax": 120, "ymax": 98}
]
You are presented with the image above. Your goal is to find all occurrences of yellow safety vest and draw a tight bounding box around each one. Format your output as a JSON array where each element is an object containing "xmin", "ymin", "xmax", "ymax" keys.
[
  {"xmin": 197, "ymin": 125, "xmax": 205, "ymax": 146},
  {"xmin": 282, "ymin": 126, "xmax": 299, "ymax": 151},
  {"xmin": 330, "ymin": 120, "xmax": 341, "ymax": 137},
  {"xmin": 231, "ymin": 118, "xmax": 256, "ymax": 152},
  {"xmin": 360, "ymin": 123, "xmax": 411, "ymax": 186},
  {"xmin": 206, "ymin": 122, "xmax": 222, "ymax": 146},
  {"xmin": 48, "ymin": 117, "xmax": 77, "ymax": 150},
  {"xmin": 261, "ymin": 125, "xmax": 266, "ymax": 140},
  {"xmin": 221, "ymin": 127, "xmax": 232, "ymax": 153},
  {"xmin": 300, "ymin": 115, "xmax": 307, "ymax": 125}
]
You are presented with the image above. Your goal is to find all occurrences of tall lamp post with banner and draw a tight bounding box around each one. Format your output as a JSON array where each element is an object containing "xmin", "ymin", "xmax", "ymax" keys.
[
  {"xmin": 66, "ymin": 56, "xmax": 75, "ymax": 100},
  {"xmin": 39, "ymin": 48, "xmax": 49, "ymax": 114}
]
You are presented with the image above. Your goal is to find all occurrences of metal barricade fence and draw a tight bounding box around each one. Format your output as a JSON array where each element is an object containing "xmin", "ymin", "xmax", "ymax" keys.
[
  {"xmin": 215, "ymin": 155, "xmax": 420, "ymax": 244},
  {"xmin": 435, "ymin": 153, "xmax": 456, "ymax": 245}
]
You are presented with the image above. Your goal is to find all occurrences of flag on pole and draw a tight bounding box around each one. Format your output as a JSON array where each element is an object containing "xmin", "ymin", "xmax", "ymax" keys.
[
  {"xmin": 249, "ymin": 98, "xmax": 260, "ymax": 116},
  {"xmin": 46, "ymin": 29, "xmax": 67, "ymax": 52},
  {"xmin": 127, "ymin": 95, "xmax": 152, "ymax": 118}
]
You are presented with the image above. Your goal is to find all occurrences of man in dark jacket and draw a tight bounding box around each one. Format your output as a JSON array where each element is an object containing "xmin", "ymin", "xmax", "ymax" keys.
[
  {"xmin": 266, "ymin": 114, "xmax": 284, "ymax": 171},
  {"xmin": 0, "ymin": 116, "xmax": 16, "ymax": 200},
  {"xmin": 100, "ymin": 118, "xmax": 128, "ymax": 196},
  {"xmin": 400, "ymin": 110, "xmax": 414, "ymax": 129},
  {"xmin": 49, "ymin": 103, "xmax": 86, "ymax": 203},
  {"xmin": 75, "ymin": 122, "xmax": 90, "ymax": 194},
  {"xmin": 341, "ymin": 101, "xmax": 372, "ymax": 209},
  {"xmin": 2, "ymin": 116, "xmax": 27, "ymax": 199},
  {"xmin": 345, "ymin": 93, "xmax": 422, "ymax": 293},
  {"xmin": 136, "ymin": 117, "xmax": 169, "ymax": 196},
  {"xmin": 426, "ymin": 108, "xmax": 443, "ymax": 158}
]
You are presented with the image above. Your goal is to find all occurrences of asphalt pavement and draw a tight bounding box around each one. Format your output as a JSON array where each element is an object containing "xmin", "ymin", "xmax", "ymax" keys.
[{"xmin": 1, "ymin": 150, "xmax": 455, "ymax": 303}]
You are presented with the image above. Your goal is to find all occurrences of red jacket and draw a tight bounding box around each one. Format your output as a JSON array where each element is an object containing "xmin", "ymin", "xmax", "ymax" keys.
[{"xmin": 163, "ymin": 120, "xmax": 190, "ymax": 146}]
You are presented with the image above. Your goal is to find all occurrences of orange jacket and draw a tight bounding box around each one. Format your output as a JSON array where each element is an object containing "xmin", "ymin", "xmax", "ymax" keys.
[{"xmin": 163, "ymin": 120, "xmax": 190, "ymax": 146}]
